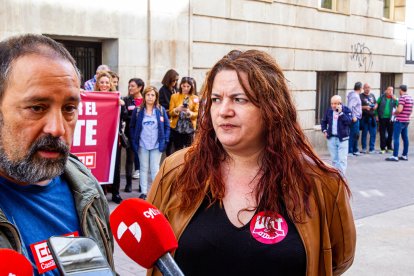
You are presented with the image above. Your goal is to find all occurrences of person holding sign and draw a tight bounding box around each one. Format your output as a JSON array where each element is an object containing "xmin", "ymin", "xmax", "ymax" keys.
[
  {"xmin": 94, "ymin": 71, "xmax": 116, "ymax": 92},
  {"xmin": 0, "ymin": 34, "xmax": 114, "ymax": 274},
  {"xmin": 148, "ymin": 50, "xmax": 355, "ymax": 275},
  {"xmin": 94, "ymin": 70, "xmax": 124, "ymax": 203},
  {"xmin": 130, "ymin": 86, "xmax": 170, "ymax": 200}
]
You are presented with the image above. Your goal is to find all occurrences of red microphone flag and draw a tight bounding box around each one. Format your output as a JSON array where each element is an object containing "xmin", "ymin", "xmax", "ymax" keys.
[
  {"xmin": 0, "ymin": 248, "xmax": 33, "ymax": 276},
  {"xmin": 109, "ymin": 198, "xmax": 178, "ymax": 269}
]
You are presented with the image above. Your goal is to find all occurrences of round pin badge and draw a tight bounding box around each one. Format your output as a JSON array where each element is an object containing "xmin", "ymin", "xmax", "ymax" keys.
[{"xmin": 250, "ymin": 211, "xmax": 288, "ymax": 244}]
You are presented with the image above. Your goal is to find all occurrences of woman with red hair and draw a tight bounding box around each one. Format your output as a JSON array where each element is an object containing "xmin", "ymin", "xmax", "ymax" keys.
[{"xmin": 148, "ymin": 50, "xmax": 356, "ymax": 276}]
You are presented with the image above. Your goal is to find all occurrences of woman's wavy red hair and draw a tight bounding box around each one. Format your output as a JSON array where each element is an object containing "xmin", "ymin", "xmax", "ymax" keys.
[{"xmin": 173, "ymin": 50, "xmax": 348, "ymax": 222}]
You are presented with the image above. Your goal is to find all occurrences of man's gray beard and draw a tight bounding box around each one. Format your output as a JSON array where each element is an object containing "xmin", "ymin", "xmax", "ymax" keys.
[{"xmin": 0, "ymin": 134, "xmax": 70, "ymax": 184}]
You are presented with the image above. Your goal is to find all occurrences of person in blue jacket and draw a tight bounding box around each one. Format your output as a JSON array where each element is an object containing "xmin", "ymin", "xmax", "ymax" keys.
[
  {"xmin": 321, "ymin": 95, "xmax": 353, "ymax": 175},
  {"xmin": 130, "ymin": 86, "xmax": 170, "ymax": 199}
]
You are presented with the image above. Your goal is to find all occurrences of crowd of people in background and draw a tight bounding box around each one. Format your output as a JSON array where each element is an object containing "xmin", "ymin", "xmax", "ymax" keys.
[
  {"xmin": 322, "ymin": 81, "xmax": 413, "ymax": 175},
  {"xmin": 81, "ymin": 64, "xmax": 413, "ymax": 198},
  {"xmin": 82, "ymin": 65, "xmax": 199, "ymax": 203}
]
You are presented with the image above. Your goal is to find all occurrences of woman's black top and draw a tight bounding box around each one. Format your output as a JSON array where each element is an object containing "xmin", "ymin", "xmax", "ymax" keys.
[
  {"xmin": 159, "ymin": 85, "xmax": 173, "ymax": 112},
  {"xmin": 174, "ymin": 199, "xmax": 306, "ymax": 276}
]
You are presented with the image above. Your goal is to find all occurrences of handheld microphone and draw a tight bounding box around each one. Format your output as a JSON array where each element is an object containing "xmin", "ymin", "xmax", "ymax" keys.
[
  {"xmin": 0, "ymin": 248, "xmax": 33, "ymax": 276},
  {"xmin": 110, "ymin": 198, "xmax": 184, "ymax": 276}
]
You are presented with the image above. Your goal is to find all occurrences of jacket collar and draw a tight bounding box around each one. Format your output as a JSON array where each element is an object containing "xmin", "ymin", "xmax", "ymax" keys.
[{"xmin": 64, "ymin": 155, "xmax": 101, "ymax": 208}]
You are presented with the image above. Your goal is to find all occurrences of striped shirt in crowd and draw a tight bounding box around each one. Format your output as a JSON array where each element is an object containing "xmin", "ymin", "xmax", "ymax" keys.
[{"xmin": 395, "ymin": 94, "xmax": 413, "ymax": 122}]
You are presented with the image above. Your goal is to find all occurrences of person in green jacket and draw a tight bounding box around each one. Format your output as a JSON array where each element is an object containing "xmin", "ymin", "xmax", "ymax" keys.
[{"xmin": 376, "ymin": 86, "xmax": 398, "ymax": 154}]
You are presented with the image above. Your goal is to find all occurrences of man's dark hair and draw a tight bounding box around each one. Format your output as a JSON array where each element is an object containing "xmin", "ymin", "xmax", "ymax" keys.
[
  {"xmin": 0, "ymin": 33, "xmax": 80, "ymax": 100},
  {"xmin": 399, "ymin": 84, "xmax": 407, "ymax": 92},
  {"xmin": 354, "ymin": 82, "xmax": 362, "ymax": 91}
]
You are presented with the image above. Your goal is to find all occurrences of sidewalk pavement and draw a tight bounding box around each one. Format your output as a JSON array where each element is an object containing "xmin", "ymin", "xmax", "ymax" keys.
[
  {"xmin": 344, "ymin": 204, "xmax": 414, "ymax": 275},
  {"xmin": 107, "ymin": 148, "xmax": 414, "ymax": 275}
]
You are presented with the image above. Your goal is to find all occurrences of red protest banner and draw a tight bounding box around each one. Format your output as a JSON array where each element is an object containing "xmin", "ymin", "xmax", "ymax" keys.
[{"xmin": 71, "ymin": 92, "xmax": 120, "ymax": 184}]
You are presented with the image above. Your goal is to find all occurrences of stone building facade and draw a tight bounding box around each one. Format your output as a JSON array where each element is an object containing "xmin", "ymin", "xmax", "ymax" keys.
[{"xmin": 1, "ymin": 0, "xmax": 413, "ymax": 149}]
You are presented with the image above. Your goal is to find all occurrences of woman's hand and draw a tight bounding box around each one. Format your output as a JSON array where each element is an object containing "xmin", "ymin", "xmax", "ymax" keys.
[
  {"xmin": 174, "ymin": 105, "xmax": 189, "ymax": 115},
  {"xmin": 119, "ymin": 99, "xmax": 125, "ymax": 106}
]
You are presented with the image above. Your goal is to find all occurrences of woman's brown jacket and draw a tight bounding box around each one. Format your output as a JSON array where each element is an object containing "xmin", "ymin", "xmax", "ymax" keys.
[{"xmin": 147, "ymin": 149, "xmax": 356, "ymax": 276}]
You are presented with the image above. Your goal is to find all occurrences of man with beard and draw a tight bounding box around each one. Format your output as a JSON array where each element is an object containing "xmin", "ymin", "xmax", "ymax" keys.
[{"xmin": 0, "ymin": 34, "xmax": 114, "ymax": 275}]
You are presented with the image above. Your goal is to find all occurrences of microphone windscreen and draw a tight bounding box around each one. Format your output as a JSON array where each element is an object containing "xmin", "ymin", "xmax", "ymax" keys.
[
  {"xmin": 110, "ymin": 198, "xmax": 178, "ymax": 269},
  {"xmin": 0, "ymin": 248, "xmax": 33, "ymax": 276}
]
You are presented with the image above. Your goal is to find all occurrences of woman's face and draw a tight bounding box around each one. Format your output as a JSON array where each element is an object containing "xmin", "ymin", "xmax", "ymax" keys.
[
  {"xmin": 145, "ymin": 90, "xmax": 156, "ymax": 106},
  {"xmin": 210, "ymin": 70, "xmax": 265, "ymax": 154},
  {"xmin": 181, "ymin": 82, "xmax": 192, "ymax": 95},
  {"xmin": 112, "ymin": 77, "xmax": 119, "ymax": 89},
  {"xmin": 128, "ymin": 81, "xmax": 141, "ymax": 96},
  {"xmin": 97, "ymin": 76, "xmax": 110, "ymax": 92},
  {"xmin": 171, "ymin": 76, "xmax": 179, "ymax": 88}
]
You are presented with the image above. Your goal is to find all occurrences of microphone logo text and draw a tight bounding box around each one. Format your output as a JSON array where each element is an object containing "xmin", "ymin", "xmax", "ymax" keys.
[{"xmin": 143, "ymin": 207, "xmax": 161, "ymax": 219}]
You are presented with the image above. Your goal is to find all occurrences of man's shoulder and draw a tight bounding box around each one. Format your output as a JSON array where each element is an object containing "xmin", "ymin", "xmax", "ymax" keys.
[
  {"xmin": 66, "ymin": 154, "xmax": 87, "ymax": 170},
  {"xmin": 347, "ymin": 91, "xmax": 357, "ymax": 99},
  {"xmin": 84, "ymin": 78, "xmax": 94, "ymax": 84},
  {"xmin": 65, "ymin": 155, "xmax": 99, "ymax": 186},
  {"xmin": 399, "ymin": 94, "xmax": 412, "ymax": 103},
  {"xmin": 324, "ymin": 107, "xmax": 333, "ymax": 114}
]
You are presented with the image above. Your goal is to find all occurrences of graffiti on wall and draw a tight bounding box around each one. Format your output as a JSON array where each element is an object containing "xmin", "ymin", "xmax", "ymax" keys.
[{"xmin": 350, "ymin": 43, "xmax": 373, "ymax": 72}]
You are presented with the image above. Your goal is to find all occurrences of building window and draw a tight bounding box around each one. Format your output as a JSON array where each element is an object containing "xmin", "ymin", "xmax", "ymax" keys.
[
  {"xmin": 383, "ymin": 0, "xmax": 391, "ymax": 18},
  {"xmin": 55, "ymin": 40, "xmax": 102, "ymax": 87},
  {"xmin": 407, "ymin": 28, "xmax": 414, "ymax": 64},
  {"xmin": 321, "ymin": 0, "xmax": 334, "ymax": 10},
  {"xmin": 319, "ymin": 0, "xmax": 349, "ymax": 14},
  {"xmin": 383, "ymin": 0, "xmax": 405, "ymax": 22},
  {"xmin": 316, "ymin": 72, "xmax": 339, "ymax": 125},
  {"xmin": 380, "ymin": 73, "xmax": 395, "ymax": 94}
]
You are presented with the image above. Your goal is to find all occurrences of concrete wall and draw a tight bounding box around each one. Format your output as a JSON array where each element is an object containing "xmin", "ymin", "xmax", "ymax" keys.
[
  {"xmin": 191, "ymin": 0, "xmax": 414, "ymax": 150},
  {"xmin": 0, "ymin": 0, "xmax": 192, "ymax": 95},
  {"xmin": 1, "ymin": 0, "xmax": 413, "ymax": 151}
]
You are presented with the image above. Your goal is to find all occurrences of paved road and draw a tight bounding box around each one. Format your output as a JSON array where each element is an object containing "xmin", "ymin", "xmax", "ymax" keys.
[
  {"xmin": 108, "ymin": 148, "xmax": 414, "ymax": 275},
  {"xmin": 321, "ymin": 150, "xmax": 414, "ymax": 220}
]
